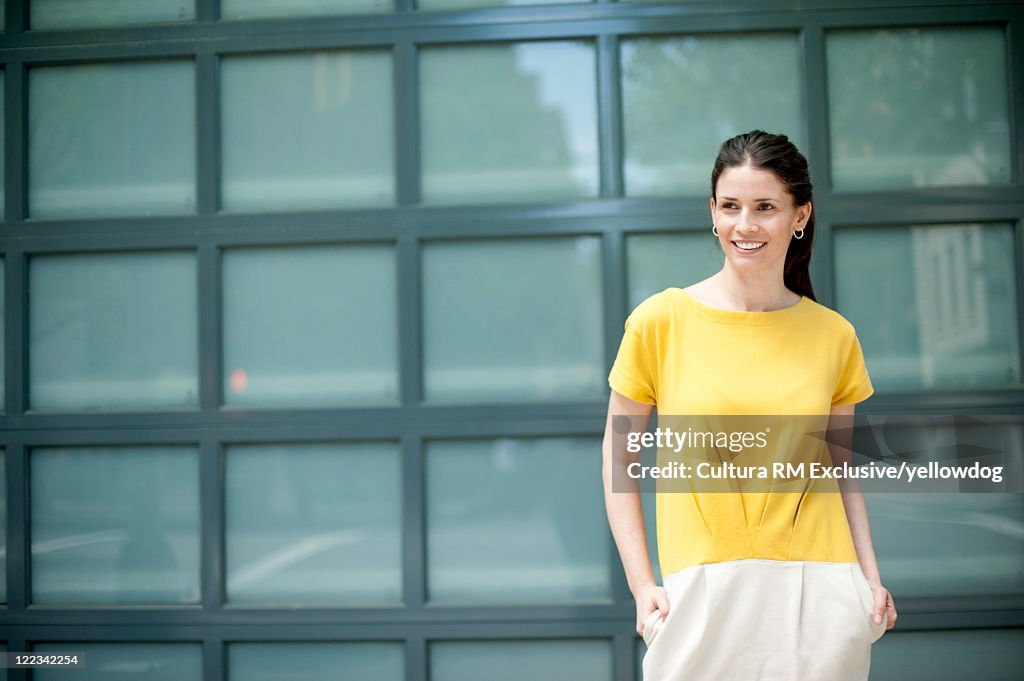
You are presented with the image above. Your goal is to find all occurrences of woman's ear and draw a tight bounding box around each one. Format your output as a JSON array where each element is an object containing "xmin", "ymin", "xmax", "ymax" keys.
[
  {"xmin": 709, "ymin": 196, "xmax": 716, "ymax": 221},
  {"xmin": 796, "ymin": 202, "xmax": 812, "ymax": 229}
]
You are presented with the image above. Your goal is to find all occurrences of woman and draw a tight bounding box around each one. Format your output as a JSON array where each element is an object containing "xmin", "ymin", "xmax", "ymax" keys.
[{"xmin": 602, "ymin": 130, "xmax": 897, "ymax": 680}]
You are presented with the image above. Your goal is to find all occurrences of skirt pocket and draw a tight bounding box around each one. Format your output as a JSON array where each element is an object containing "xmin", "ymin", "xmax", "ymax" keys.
[
  {"xmin": 642, "ymin": 608, "xmax": 664, "ymax": 648},
  {"xmin": 849, "ymin": 565, "xmax": 888, "ymax": 644}
]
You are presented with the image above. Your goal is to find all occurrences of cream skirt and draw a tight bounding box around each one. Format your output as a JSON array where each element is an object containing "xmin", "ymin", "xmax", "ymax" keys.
[{"xmin": 642, "ymin": 559, "xmax": 888, "ymax": 681}]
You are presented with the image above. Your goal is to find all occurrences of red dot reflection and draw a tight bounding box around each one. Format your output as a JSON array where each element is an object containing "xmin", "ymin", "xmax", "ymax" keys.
[{"xmin": 230, "ymin": 368, "xmax": 248, "ymax": 393}]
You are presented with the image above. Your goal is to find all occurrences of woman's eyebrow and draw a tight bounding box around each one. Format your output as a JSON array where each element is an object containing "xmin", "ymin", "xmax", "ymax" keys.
[{"xmin": 719, "ymin": 196, "xmax": 779, "ymax": 202}]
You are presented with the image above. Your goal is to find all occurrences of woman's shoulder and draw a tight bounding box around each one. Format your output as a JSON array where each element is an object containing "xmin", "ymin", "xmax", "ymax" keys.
[
  {"xmin": 798, "ymin": 297, "xmax": 860, "ymax": 336},
  {"xmin": 624, "ymin": 287, "xmax": 689, "ymax": 330}
]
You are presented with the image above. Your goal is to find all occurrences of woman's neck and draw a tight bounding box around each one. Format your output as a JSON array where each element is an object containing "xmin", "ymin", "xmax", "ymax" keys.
[{"xmin": 691, "ymin": 268, "xmax": 800, "ymax": 312}]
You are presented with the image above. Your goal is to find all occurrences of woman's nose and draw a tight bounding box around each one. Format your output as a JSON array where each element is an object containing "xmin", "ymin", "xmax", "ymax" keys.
[{"xmin": 735, "ymin": 209, "xmax": 759, "ymax": 233}]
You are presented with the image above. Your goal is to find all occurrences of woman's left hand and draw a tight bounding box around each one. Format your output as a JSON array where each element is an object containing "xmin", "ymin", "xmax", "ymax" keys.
[{"xmin": 867, "ymin": 579, "xmax": 897, "ymax": 631}]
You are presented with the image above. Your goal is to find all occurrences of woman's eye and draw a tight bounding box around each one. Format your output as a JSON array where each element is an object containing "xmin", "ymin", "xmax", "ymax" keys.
[{"xmin": 759, "ymin": 203, "xmax": 774, "ymax": 211}]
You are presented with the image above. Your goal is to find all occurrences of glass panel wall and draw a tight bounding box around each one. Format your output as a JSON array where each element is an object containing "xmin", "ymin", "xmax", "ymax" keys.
[
  {"xmin": 29, "ymin": 251, "xmax": 198, "ymax": 411},
  {"xmin": 421, "ymin": 41, "xmax": 598, "ymax": 204},
  {"xmin": 221, "ymin": 51, "xmax": 394, "ymax": 212},
  {"xmin": 28, "ymin": 61, "xmax": 196, "ymax": 219},
  {"xmin": 31, "ymin": 446, "xmax": 200, "ymax": 604},
  {"xmin": 622, "ymin": 33, "xmax": 804, "ymax": 196},
  {"xmin": 827, "ymin": 27, "xmax": 1011, "ymax": 190}
]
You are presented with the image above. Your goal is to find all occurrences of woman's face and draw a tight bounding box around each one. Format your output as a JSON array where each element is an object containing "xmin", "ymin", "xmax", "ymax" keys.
[{"xmin": 709, "ymin": 164, "xmax": 811, "ymax": 274}]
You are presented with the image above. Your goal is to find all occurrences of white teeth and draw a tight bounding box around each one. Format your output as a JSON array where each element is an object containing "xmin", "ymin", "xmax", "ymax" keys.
[{"xmin": 734, "ymin": 241, "xmax": 765, "ymax": 251}]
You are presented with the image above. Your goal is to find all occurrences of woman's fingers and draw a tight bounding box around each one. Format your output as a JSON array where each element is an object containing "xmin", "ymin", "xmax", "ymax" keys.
[
  {"xmin": 885, "ymin": 594, "xmax": 898, "ymax": 630},
  {"xmin": 636, "ymin": 587, "xmax": 670, "ymax": 636},
  {"xmin": 872, "ymin": 586, "xmax": 887, "ymax": 624},
  {"xmin": 873, "ymin": 585, "xmax": 897, "ymax": 630},
  {"xmin": 657, "ymin": 592, "xmax": 670, "ymax": 620}
]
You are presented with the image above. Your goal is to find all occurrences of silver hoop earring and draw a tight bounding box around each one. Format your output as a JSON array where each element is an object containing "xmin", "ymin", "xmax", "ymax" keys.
[
  {"xmin": 793, "ymin": 229, "xmax": 805, "ymax": 240},
  {"xmin": 712, "ymin": 224, "xmax": 719, "ymax": 237}
]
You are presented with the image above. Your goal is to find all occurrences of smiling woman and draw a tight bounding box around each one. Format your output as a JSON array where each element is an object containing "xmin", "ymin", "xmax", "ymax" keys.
[
  {"xmin": 705, "ymin": 130, "xmax": 816, "ymax": 307},
  {"xmin": 602, "ymin": 131, "xmax": 897, "ymax": 681}
]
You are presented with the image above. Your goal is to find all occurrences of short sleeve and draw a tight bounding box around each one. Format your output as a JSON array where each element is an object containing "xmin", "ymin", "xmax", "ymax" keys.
[
  {"xmin": 831, "ymin": 328, "xmax": 874, "ymax": 407},
  {"xmin": 608, "ymin": 316, "xmax": 657, "ymax": 405}
]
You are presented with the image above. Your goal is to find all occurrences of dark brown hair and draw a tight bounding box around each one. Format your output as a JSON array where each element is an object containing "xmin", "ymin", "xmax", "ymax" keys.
[{"xmin": 710, "ymin": 130, "xmax": 816, "ymax": 301}]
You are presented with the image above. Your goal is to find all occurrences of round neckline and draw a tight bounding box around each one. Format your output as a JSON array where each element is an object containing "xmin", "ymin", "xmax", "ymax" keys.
[{"xmin": 674, "ymin": 288, "xmax": 809, "ymax": 325}]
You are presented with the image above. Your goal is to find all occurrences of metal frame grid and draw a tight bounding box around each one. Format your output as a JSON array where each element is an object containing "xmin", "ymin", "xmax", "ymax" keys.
[{"xmin": 1, "ymin": 1, "xmax": 1023, "ymax": 680}]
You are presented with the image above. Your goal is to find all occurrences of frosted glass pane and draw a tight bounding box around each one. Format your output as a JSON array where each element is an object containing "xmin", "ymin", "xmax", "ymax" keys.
[
  {"xmin": 29, "ymin": 61, "xmax": 195, "ymax": 218},
  {"xmin": 222, "ymin": 0, "xmax": 390, "ymax": 20},
  {"xmin": 0, "ymin": 258, "xmax": 4, "ymax": 407},
  {"xmin": 31, "ymin": 447, "xmax": 200, "ymax": 604},
  {"xmin": 866, "ymin": 494, "xmax": 1024, "ymax": 598},
  {"xmin": 222, "ymin": 245, "xmax": 397, "ymax": 407},
  {"xmin": 229, "ymin": 643, "xmax": 404, "ymax": 681},
  {"xmin": 421, "ymin": 0, "xmax": 587, "ymax": 8},
  {"xmin": 226, "ymin": 443, "xmax": 401, "ymax": 604},
  {"xmin": 33, "ymin": 643, "xmax": 202, "ymax": 681},
  {"xmin": 0, "ymin": 450, "xmax": 5, "ymax": 603},
  {"xmin": 221, "ymin": 51, "xmax": 394, "ymax": 211},
  {"xmin": 31, "ymin": 0, "xmax": 193, "ymax": 29},
  {"xmin": 29, "ymin": 251, "xmax": 198, "ymax": 411},
  {"xmin": 622, "ymin": 34, "xmax": 803, "ymax": 196},
  {"xmin": 0, "ymin": 70, "xmax": 5, "ymax": 219},
  {"xmin": 834, "ymin": 223, "xmax": 1019, "ymax": 390},
  {"xmin": 422, "ymin": 237, "xmax": 604, "ymax": 402},
  {"xmin": 828, "ymin": 27, "xmax": 1010, "ymax": 189},
  {"xmin": 421, "ymin": 41, "xmax": 597, "ymax": 204},
  {"xmin": 626, "ymin": 232, "xmax": 722, "ymax": 309},
  {"xmin": 426, "ymin": 438, "xmax": 610, "ymax": 603},
  {"xmin": 431, "ymin": 640, "xmax": 612, "ymax": 681},
  {"xmin": 871, "ymin": 630, "xmax": 1024, "ymax": 681}
]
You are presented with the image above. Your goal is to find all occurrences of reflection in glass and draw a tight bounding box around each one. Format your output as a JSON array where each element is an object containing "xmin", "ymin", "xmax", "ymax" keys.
[
  {"xmin": 421, "ymin": 41, "xmax": 597, "ymax": 204},
  {"xmin": 828, "ymin": 27, "xmax": 1010, "ymax": 189},
  {"xmin": 626, "ymin": 232, "xmax": 722, "ymax": 309},
  {"xmin": 865, "ymin": 492, "xmax": 1024, "ymax": 598},
  {"xmin": 870, "ymin": 630, "xmax": 1024, "ymax": 678},
  {"xmin": 431, "ymin": 640, "xmax": 613, "ymax": 681},
  {"xmin": 0, "ymin": 70, "xmax": 5, "ymax": 219},
  {"xmin": 426, "ymin": 438, "xmax": 609, "ymax": 603},
  {"xmin": 31, "ymin": 0, "xmax": 193, "ymax": 29},
  {"xmin": 29, "ymin": 61, "xmax": 195, "ymax": 218},
  {"xmin": 229, "ymin": 643, "xmax": 404, "ymax": 681},
  {"xmin": 221, "ymin": 51, "xmax": 394, "ymax": 212},
  {"xmin": 226, "ymin": 443, "xmax": 401, "ymax": 605},
  {"xmin": 32, "ymin": 643, "xmax": 202, "ymax": 681},
  {"xmin": 29, "ymin": 251, "xmax": 198, "ymax": 411},
  {"xmin": 0, "ymin": 258, "xmax": 4, "ymax": 406},
  {"xmin": 31, "ymin": 447, "xmax": 200, "ymax": 604},
  {"xmin": 0, "ymin": 450, "xmax": 5, "ymax": 603},
  {"xmin": 420, "ymin": 0, "xmax": 588, "ymax": 9},
  {"xmin": 222, "ymin": 245, "xmax": 398, "ymax": 407},
  {"xmin": 221, "ymin": 0, "xmax": 390, "ymax": 20},
  {"xmin": 835, "ymin": 223, "xmax": 1019, "ymax": 390},
  {"xmin": 422, "ymin": 237, "xmax": 604, "ymax": 402},
  {"xmin": 622, "ymin": 34, "xmax": 803, "ymax": 196}
]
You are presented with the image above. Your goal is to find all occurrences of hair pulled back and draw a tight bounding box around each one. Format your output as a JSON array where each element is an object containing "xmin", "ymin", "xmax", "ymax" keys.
[{"xmin": 711, "ymin": 130, "xmax": 816, "ymax": 301}]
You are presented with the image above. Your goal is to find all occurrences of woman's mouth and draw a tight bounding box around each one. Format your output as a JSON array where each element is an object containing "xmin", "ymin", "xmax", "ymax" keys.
[{"xmin": 732, "ymin": 240, "xmax": 766, "ymax": 252}]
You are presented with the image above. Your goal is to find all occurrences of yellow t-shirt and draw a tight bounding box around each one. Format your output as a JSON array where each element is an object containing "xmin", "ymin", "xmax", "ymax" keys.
[{"xmin": 608, "ymin": 287, "xmax": 875, "ymax": 578}]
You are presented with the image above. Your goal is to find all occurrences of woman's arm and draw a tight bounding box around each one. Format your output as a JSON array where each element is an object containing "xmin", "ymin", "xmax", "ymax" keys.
[
  {"xmin": 828, "ymin": 403, "xmax": 898, "ymax": 630},
  {"xmin": 601, "ymin": 389, "xmax": 666, "ymax": 634}
]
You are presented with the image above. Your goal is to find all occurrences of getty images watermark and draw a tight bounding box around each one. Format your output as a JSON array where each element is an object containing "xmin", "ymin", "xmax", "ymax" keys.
[{"xmin": 609, "ymin": 414, "xmax": 1022, "ymax": 493}]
